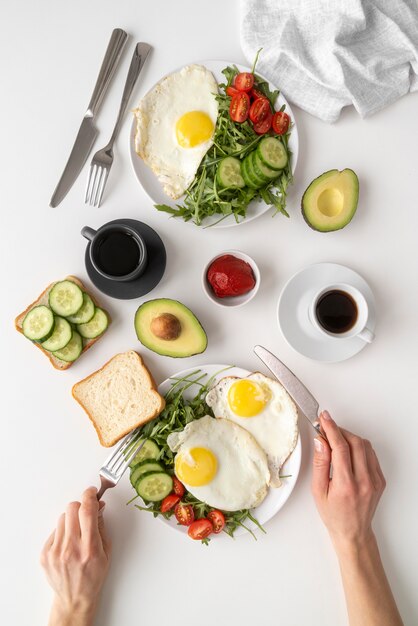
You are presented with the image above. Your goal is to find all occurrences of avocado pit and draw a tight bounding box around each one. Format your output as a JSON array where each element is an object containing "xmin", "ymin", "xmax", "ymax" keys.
[{"xmin": 150, "ymin": 313, "xmax": 181, "ymax": 341}]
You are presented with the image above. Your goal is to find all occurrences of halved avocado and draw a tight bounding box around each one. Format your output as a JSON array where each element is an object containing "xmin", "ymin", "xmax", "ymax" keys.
[
  {"xmin": 302, "ymin": 169, "xmax": 359, "ymax": 232},
  {"xmin": 135, "ymin": 298, "xmax": 207, "ymax": 358}
]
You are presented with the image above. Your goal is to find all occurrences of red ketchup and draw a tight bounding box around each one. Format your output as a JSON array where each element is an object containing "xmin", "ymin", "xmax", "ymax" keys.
[{"xmin": 207, "ymin": 254, "xmax": 256, "ymax": 298}]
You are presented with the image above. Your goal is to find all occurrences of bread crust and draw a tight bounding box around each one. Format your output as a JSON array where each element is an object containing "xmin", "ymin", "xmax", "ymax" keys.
[
  {"xmin": 72, "ymin": 351, "xmax": 166, "ymax": 447},
  {"xmin": 15, "ymin": 275, "xmax": 110, "ymax": 370}
]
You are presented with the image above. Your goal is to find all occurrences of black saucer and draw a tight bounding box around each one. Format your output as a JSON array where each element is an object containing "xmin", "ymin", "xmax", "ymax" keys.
[{"xmin": 85, "ymin": 219, "xmax": 166, "ymax": 300}]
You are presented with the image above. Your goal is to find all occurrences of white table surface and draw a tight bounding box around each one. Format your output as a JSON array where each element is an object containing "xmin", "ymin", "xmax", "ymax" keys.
[{"xmin": 2, "ymin": 1, "xmax": 418, "ymax": 624}]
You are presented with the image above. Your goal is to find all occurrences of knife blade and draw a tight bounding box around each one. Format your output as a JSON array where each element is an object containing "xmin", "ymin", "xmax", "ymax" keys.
[
  {"xmin": 254, "ymin": 345, "xmax": 325, "ymax": 438},
  {"xmin": 50, "ymin": 28, "xmax": 128, "ymax": 207}
]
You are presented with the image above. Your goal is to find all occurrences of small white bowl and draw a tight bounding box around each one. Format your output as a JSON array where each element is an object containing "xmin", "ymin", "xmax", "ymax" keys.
[{"xmin": 202, "ymin": 249, "xmax": 261, "ymax": 308}]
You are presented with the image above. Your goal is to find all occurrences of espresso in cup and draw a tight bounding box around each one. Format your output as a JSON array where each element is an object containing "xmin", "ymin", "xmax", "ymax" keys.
[
  {"xmin": 81, "ymin": 223, "xmax": 147, "ymax": 282},
  {"xmin": 96, "ymin": 230, "xmax": 141, "ymax": 277},
  {"xmin": 309, "ymin": 283, "xmax": 374, "ymax": 344},
  {"xmin": 315, "ymin": 289, "xmax": 358, "ymax": 334}
]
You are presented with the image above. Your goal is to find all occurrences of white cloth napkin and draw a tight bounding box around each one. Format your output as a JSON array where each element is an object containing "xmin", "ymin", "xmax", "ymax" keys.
[{"xmin": 240, "ymin": 0, "xmax": 418, "ymax": 122}]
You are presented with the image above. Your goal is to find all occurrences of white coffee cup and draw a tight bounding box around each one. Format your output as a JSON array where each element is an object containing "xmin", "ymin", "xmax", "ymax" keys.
[{"xmin": 309, "ymin": 283, "xmax": 375, "ymax": 343}]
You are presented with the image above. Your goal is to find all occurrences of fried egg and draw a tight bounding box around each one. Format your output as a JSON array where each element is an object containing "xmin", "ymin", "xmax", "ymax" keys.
[
  {"xmin": 167, "ymin": 415, "xmax": 270, "ymax": 511},
  {"xmin": 134, "ymin": 64, "xmax": 218, "ymax": 199},
  {"xmin": 206, "ymin": 373, "xmax": 299, "ymax": 487}
]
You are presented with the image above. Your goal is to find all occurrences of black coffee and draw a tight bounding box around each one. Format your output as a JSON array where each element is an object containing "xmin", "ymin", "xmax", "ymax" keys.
[
  {"xmin": 316, "ymin": 290, "xmax": 358, "ymax": 334},
  {"xmin": 96, "ymin": 231, "xmax": 141, "ymax": 277}
]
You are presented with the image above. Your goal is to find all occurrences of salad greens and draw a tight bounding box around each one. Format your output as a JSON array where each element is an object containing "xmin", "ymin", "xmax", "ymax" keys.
[
  {"xmin": 128, "ymin": 369, "xmax": 266, "ymax": 543},
  {"xmin": 155, "ymin": 59, "xmax": 293, "ymax": 227}
]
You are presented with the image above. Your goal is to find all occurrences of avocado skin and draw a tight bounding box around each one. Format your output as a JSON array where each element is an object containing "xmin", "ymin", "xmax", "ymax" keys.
[
  {"xmin": 135, "ymin": 298, "xmax": 207, "ymax": 358},
  {"xmin": 301, "ymin": 168, "xmax": 359, "ymax": 233}
]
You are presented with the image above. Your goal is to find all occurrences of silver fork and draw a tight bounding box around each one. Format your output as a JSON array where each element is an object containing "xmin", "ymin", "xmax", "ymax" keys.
[
  {"xmin": 96, "ymin": 428, "xmax": 145, "ymax": 499},
  {"xmin": 85, "ymin": 42, "xmax": 151, "ymax": 207}
]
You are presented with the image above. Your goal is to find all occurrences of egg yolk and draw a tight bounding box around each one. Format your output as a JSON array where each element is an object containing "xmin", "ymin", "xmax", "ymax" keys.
[
  {"xmin": 175, "ymin": 111, "xmax": 214, "ymax": 148},
  {"xmin": 175, "ymin": 447, "xmax": 217, "ymax": 486},
  {"xmin": 228, "ymin": 380, "xmax": 267, "ymax": 417}
]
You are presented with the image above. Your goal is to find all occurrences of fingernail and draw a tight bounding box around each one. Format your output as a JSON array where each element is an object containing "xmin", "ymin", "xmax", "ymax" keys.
[
  {"xmin": 314, "ymin": 438, "xmax": 324, "ymax": 453},
  {"xmin": 321, "ymin": 410, "xmax": 332, "ymax": 421}
]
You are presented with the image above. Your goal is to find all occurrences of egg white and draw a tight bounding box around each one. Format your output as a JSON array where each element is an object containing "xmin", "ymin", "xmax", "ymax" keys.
[
  {"xmin": 167, "ymin": 415, "xmax": 270, "ymax": 511},
  {"xmin": 134, "ymin": 64, "xmax": 219, "ymax": 200},
  {"xmin": 206, "ymin": 373, "xmax": 299, "ymax": 487}
]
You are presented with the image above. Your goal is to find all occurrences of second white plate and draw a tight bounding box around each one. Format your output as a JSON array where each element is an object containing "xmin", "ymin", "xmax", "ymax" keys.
[
  {"xmin": 129, "ymin": 59, "xmax": 299, "ymax": 228},
  {"xmin": 156, "ymin": 364, "xmax": 302, "ymax": 540}
]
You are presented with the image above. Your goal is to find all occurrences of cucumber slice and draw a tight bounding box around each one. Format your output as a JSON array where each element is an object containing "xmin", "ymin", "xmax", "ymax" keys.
[
  {"xmin": 216, "ymin": 157, "xmax": 245, "ymax": 189},
  {"xmin": 130, "ymin": 439, "xmax": 160, "ymax": 467},
  {"xmin": 22, "ymin": 305, "xmax": 55, "ymax": 342},
  {"xmin": 257, "ymin": 137, "xmax": 288, "ymax": 170},
  {"xmin": 77, "ymin": 308, "xmax": 108, "ymax": 339},
  {"xmin": 66, "ymin": 293, "xmax": 95, "ymax": 324},
  {"xmin": 53, "ymin": 331, "xmax": 83, "ymax": 362},
  {"xmin": 253, "ymin": 151, "xmax": 281, "ymax": 180},
  {"xmin": 49, "ymin": 280, "xmax": 84, "ymax": 317},
  {"xmin": 130, "ymin": 462, "xmax": 164, "ymax": 488},
  {"xmin": 244, "ymin": 154, "xmax": 267, "ymax": 188},
  {"xmin": 241, "ymin": 157, "xmax": 260, "ymax": 189},
  {"xmin": 41, "ymin": 316, "xmax": 73, "ymax": 351},
  {"xmin": 136, "ymin": 472, "xmax": 173, "ymax": 502},
  {"xmin": 249, "ymin": 152, "xmax": 270, "ymax": 185}
]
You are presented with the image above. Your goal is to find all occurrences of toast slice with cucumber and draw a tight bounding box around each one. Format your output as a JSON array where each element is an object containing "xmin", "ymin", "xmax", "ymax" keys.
[{"xmin": 15, "ymin": 276, "xmax": 110, "ymax": 370}]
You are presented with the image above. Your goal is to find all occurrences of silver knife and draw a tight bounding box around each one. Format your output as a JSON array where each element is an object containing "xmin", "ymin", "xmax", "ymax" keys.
[
  {"xmin": 254, "ymin": 345, "xmax": 325, "ymax": 438},
  {"xmin": 50, "ymin": 28, "xmax": 128, "ymax": 207}
]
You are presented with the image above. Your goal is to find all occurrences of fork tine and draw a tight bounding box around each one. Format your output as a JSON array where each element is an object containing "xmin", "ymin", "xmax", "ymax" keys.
[
  {"xmin": 101, "ymin": 428, "xmax": 141, "ymax": 471},
  {"xmin": 114, "ymin": 437, "xmax": 147, "ymax": 475},
  {"xmin": 90, "ymin": 168, "xmax": 101, "ymax": 207},
  {"xmin": 85, "ymin": 163, "xmax": 97, "ymax": 204},
  {"xmin": 93, "ymin": 166, "xmax": 106, "ymax": 207},
  {"xmin": 96, "ymin": 167, "xmax": 109, "ymax": 208}
]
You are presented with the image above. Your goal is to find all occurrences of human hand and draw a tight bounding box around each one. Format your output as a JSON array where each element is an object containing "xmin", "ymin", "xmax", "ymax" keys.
[
  {"xmin": 311, "ymin": 411, "xmax": 386, "ymax": 555},
  {"xmin": 40, "ymin": 487, "xmax": 111, "ymax": 626}
]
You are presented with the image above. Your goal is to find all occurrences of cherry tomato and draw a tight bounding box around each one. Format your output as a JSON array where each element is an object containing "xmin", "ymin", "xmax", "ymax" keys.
[
  {"xmin": 173, "ymin": 477, "xmax": 185, "ymax": 498},
  {"xmin": 234, "ymin": 72, "xmax": 255, "ymax": 92},
  {"xmin": 207, "ymin": 510, "xmax": 225, "ymax": 534},
  {"xmin": 160, "ymin": 494, "xmax": 180, "ymax": 513},
  {"xmin": 249, "ymin": 98, "xmax": 271, "ymax": 125},
  {"xmin": 174, "ymin": 503, "xmax": 195, "ymax": 526},
  {"xmin": 253, "ymin": 109, "xmax": 273, "ymax": 134},
  {"xmin": 226, "ymin": 85, "xmax": 240, "ymax": 98},
  {"xmin": 188, "ymin": 518, "xmax": 214, "ymax": 540},
  {"xmin": 272, "ymin": 111, "xmax": 290, "ymax": 135},
  {"xmin": 250, "ymin": 86, "xmax": 265, "ymax": 100},
  {"xmin": 229, "ymin": 92, "xmax": 250, "ymax": 123}
]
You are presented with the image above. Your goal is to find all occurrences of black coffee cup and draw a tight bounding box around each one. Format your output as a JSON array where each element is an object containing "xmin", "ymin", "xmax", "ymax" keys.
[{"xmin": 81, "ymin": 222, "xmax": 147, "ymax": 282}]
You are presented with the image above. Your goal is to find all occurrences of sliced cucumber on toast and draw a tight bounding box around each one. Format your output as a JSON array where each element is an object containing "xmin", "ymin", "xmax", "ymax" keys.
[
  {"xmin": 67, "ymin": 293, "xmax": 95, "ymax": 324},
  {"xmin": 22, "ymin": 305, "xmax": 55, "ymax": 342},
  {"xmin": 52, "ymin": 331, "xmax": 83, "ymax": 362},
  {"xmin": 41, "ymin": 316, "xmax": 72, "ymax": 351},
  {"xmin": 77, "ymin": 308, "xmax": 108, "ymax": 339},
  {"xmin": 49, "ymin": 280, "xmax": 84, "ymax": 317}
]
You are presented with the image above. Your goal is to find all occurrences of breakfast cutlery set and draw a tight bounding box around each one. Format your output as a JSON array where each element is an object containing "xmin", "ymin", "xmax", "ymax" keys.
[{"xmin": 50, "ymin": 28, "xmax": 151, "ymax": 208}]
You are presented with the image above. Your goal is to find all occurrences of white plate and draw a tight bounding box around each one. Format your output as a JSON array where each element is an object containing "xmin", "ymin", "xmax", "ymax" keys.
[
  {"xmin": 156, "ymin": 364, "xmax": 302, "ymax": 540},
  {"xmin": 277, "ymin": 263, "xmax": 377, "ymax": 363},
  {"xmin": 129, "ymin": 60, "xmax": 299, "ymax": 228}
]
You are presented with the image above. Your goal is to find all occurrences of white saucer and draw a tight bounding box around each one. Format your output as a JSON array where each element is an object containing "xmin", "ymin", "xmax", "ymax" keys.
[{"xmin": 277, "ymin": 263, "xmax": 376, "ymax": 363}]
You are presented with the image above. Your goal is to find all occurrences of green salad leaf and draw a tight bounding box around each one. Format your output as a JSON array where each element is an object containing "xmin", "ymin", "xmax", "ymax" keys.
[
  {"xmin": 128, "ymin": 369, "xmax": 267, "ymax": 543},
  {"xmin": 155, "ymin": 59, "xmax": 293, "ymax": 226}
]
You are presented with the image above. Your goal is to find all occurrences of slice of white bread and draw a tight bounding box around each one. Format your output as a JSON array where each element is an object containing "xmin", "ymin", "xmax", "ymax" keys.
[
  {"xmin": 15, "ymin": 276, "xmax": 110, "ymax": 371},
  {"xmin": 72, "ymin": 351, "xmax": 165, "ymax": 447}
]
